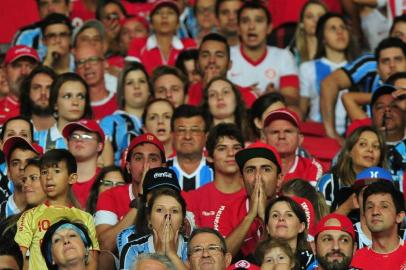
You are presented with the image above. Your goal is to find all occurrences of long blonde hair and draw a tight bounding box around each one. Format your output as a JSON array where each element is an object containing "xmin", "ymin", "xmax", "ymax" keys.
[{"xmin": 293, "ymin": 0, "xmax": 328, "ymax": 62}]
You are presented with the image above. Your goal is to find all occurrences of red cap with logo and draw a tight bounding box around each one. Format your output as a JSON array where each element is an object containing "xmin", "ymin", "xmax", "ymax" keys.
[
  {"xmin": 315, "ymin": 213, "xmax": 355, "ymax": 240},
  {"xmin": 5, "ymin": 45, "xmax": 40, "ymax": 65},
  {"xmin": 290, "ymin": 195, "xmax": 316, "ymax": 238},
  {"xmin": 126, "ymin": 133, "xmax": 166, "ymax": 162},
  {"xmin": 263, "ymin": 108, "xmax": 301, "ymax": 130},
  {"xmin": 62, "ymin": 119, "xmax": 105, "ymax": 146},
  {"xmin": 3, "ymin": 136, "xmax": 43, "ymax": 159}
]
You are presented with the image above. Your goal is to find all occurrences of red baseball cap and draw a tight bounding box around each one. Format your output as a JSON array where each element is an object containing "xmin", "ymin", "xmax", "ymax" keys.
[
  {"xmin": 5, "ymin": 45, "xmax": 40, "ymax": 65},
  {"xmin": 290, "ymin": 196, "xmax": 316, "ymax": 238},
  {"xmin": 126, "ymin": 133, "xmax": 166, "ymax": 162},
  {"xmin": 345, "ymin": 118, "xmax": 372, "ymax": 137},
  {"xmin": 235, "ymin": 141, "xmax": 282, "ymax": 173},
  {"xmin": 62, "ymin": 119, "xmax": 105, "ymax": 146},
  {"xmin": 315, "ymin": 213, "xmax": 355, "ymax": 240},
  {"xmin": 227, "ymin": 260, "xmax": 260, "ymax": 270},
  {"xmin": 150, "ymin": 0, "xmax": 180, "ymax": 17},
  {"xmin": 3, "ymin": 136, "xmax": 43, "ymax": 160},
  {"xmin": 264, "ymin": 108, "xmax": 301, "ymax": 130}
]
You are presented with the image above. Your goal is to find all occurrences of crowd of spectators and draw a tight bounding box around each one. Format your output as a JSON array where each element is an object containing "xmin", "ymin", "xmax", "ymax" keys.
[{"xmin": 0, "ymin": 0, "xmax": 405, "ymax": 269}]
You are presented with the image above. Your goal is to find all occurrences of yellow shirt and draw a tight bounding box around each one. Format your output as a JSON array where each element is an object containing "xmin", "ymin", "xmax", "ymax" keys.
[{"xmin": 15, "ymin": 202, "xmax": 99, "ymax": 269}]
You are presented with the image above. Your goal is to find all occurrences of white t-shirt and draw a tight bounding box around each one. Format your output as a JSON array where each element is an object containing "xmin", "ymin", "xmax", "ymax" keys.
[{"xmin": 227, "ymin": 45, "xmax": 298, "ymax": 94}]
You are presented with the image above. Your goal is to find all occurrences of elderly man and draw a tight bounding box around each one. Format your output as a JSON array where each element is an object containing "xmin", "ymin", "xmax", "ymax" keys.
[
  {"xmin": 187, "ymin": 228, "xmax": 232, "ymax": 270},
  {"xmin": 263, "ymin": 108, "xmax": 323, "ymax": 186}
]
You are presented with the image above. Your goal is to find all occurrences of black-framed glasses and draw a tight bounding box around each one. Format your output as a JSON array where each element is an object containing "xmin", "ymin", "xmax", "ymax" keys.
[
  {"xmin": 100, "ymin": 179, "xmax": 126, "ymax": 187},
  {"xmin": 189, "ymin": 245, "xmax": 224, "ymax": 257},
  {"xmin": 75, "ymin": 56, "xmax": 104, "ymax": 68}
]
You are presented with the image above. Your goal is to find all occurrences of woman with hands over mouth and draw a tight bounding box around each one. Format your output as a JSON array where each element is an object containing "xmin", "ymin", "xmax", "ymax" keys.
[{"xmin": 119, "ymin": 188, "xmax": 188, "ymax": 270}]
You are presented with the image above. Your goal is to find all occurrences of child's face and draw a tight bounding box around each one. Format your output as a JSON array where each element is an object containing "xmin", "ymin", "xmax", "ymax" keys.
[
  {"xmin": 261, "ymin": 247, "xmax": 292, "ymax": 270},
  {"xmin": 40, "ymin": 161, "xmax": 75, "ymax": 199}
]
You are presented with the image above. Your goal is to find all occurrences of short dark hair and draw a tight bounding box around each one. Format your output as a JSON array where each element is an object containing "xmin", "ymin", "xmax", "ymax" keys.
[
  {"xmin": 49, "ymin": 72, "xmax": 93, "ymax": 119},
  {"xmin": 215, "ymin": 0, "xmax": 243, "ymax": 17},
  {"xmin": 0, "ymin": 238, "xmax": 23, "ymax": 270},
  {"xmin": 20, "ymin": 65, "xmax": 57, "ymax": 118},
  {"xmin": 386, "ymin": 71, "xmax": 406, "ymax": 85},
  {"xmin": 40, "ymin": 149, "xmax": 77, "ymax": 175},
  {"xmin": 96, "ymin": 0, "xmax": 127, "ymax": 20},
  {"xmin": 363, "ymin": 181, "xmax": 405, "ymax": 214},
  {"xmin": 0, "ymin": 116, "xmax": 34, "ymax": 141},
  {"xmin": 237, "ymin": 1, "xmax": 272, "ymax": 25},
  {"xmin": 390, "ymin": 14, "xmax": 406, "ymax": 35},
  {"xmin": 170, "ymin": 104, "xmax": 207, "ymax": 132},
  {"xmin": 175, "ymin": 49, "xmax": 199, "ymax": 82},
  {"xmin": 40, "ymin": 13, "xmax": 72, "ymax": 35},
  {"xmin": 151, "ymin": 65, "xmax": 188, "ymax": 96},
  {"xmin": 199, "ymin": 32, "xmax": 230, "ymax": 59},
  {"xmin": 375, "ymin": 37, "xmax": 406, "ymax": 62},
  {"xmin": 205, "ymin": 123, "xmax": 244, "ymax": 158},
  {"xmin": 188, "ymin": 227, "xmax": 228, "ymax": 256}
]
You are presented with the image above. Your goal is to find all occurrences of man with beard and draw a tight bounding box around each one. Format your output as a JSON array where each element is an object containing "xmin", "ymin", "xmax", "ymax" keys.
[
  {"xmin": 314, "ymin": 213, "xmax": 359, "ymax": 270},
  {"xmin": 19, "ymin": 66, "xmax": 56, "ymax": 131},
  {"xmin": 0, "ymin": 45, "xmax": 40, "ymax": 125}
]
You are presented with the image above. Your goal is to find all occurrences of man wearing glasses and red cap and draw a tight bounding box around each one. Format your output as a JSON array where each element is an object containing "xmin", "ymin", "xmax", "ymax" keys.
[{"xmin": 263, "ymin": 108, "xmax": 323, "ymax": 187}]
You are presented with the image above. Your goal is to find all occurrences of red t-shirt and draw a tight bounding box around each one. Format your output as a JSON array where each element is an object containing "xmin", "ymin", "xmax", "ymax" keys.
[
  {"xmin": 183, "ymin": 182, "xmax": 247, "ymax": 231},
  {"xmin": 283, "ymin": 156, "xmax": 323, "ymax": 186},
  {"xmin": 72, "ymin": 168, "xmax": 100, "ymax": 209},
  {"xmin": 351, "ymin": 240, "xmax": 406, "ymax": 270},
  {"xmin": 127, "ymin": 35, "xmax": 196, "ymax": 74},
  {"xmin": 91, "ymin": 92, "xmax": 118, "ymax": 120},
  {"xmin": 95, "ymin": 184, "xmax": 134, "ymax": 226},
  {"xmin": 0, "ymin": 96, "xmax": 20, "ymax": 125},
  {"xmin": 70, "ymin": 0, "xmax": 95, "ymax": 28},
  {"xmin": 217, "ymin": 197, "xmax": 265, "ymax": 256},
  {"xmin": 187, "ymin": 82, "xmax": 257, "ymax": 108}
]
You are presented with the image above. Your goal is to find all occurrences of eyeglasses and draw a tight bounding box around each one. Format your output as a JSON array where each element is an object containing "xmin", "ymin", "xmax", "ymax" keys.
[
  {"xmin": 174, "ymin": 127, "xmax": 205, "ymax": 136},
  {"xmin": 44, "ymin": 31, "xmax": 71, "ymax": 41},
  {"xmin": 69, "ymin": 133, "xmax": 97, "ymax": 141},
  {"xmin": 100, "ymin": 179, "xmax": 125, "ymax": 187},
  {"xmin": 75, "ymin": 56, "xmax": 104, "ymax": 68},
  {"xmin": 189, "ymin": 245, "xmax": 224, "ymax": 257}
]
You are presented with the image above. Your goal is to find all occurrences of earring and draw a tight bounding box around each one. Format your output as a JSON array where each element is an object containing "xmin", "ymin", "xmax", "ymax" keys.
[
  {"xmin": 84, "ymin": 249, "xmax": 90, "ymax": 264},
  {"xmin": 148, "ymin": 223, "xmax": 153, "ymax": 230}
]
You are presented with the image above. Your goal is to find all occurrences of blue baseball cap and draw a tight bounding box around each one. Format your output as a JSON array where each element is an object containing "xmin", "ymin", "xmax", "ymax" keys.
[{"xmin": 353, "ymin": 166, "xmax": 393, "ymax": 189}]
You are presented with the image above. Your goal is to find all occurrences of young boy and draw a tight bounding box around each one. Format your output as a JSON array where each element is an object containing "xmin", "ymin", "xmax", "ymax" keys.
[{"xmin": 14, "ymin": 149, "xmax": 99, "ymax": 270}]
